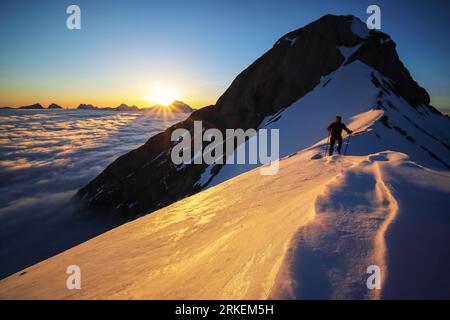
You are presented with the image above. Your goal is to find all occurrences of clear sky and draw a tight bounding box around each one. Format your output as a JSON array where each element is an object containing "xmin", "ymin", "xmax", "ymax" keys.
[{"xmin": 0, "ymin": 0, "xmax": 449, "ymax": 112}]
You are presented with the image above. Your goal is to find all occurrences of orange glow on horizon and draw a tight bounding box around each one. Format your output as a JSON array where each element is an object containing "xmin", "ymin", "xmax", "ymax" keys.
[{"xmin": 0, "ymin": 84, "xmax": 216, "ymax": 110}]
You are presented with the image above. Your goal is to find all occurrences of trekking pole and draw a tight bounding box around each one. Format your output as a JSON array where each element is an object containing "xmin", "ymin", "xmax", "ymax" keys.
[
  {"xmin": 325, "ymin": 132, "xmax": 331, "ymax": 157},
  {"xmin": 344, "ymin": 133, "xmax": 351, "ymax": 155}
]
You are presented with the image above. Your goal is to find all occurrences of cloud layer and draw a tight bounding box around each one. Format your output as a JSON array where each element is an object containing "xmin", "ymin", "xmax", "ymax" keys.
[{"xmin": 0, "ymin": 109, "xmax": 187, "ymax": 278}]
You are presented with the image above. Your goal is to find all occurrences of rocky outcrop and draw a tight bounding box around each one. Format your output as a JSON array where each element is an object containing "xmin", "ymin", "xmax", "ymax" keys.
[{"xmin": 77, "ymin": 14, "xmax": 439, "ymax": 217}]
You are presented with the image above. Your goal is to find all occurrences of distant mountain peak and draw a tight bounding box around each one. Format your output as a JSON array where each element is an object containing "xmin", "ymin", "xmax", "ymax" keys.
[
  {"xmin": 115, "ymin": 103, "xmax": 139, "ymax": 111},
  {"xmin": 147, "ymin": 100, "xmax": 194, "ymax": 113},
  {"xmin": 19, "ymin": 103, "xmax": 44, "ymax": 109},
  {"xmin": 77, "ymin": 103, "xmax": 97, "ymax": 110},
  {"xmin": 48, "ymin": 103, "xmax": 62, "ymax": 109}
]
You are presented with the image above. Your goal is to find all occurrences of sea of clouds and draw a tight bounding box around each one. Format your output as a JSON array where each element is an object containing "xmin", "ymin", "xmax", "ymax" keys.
[{"xmin": 0, "ymin": 109, "xmax": 188, "ymax": 278}]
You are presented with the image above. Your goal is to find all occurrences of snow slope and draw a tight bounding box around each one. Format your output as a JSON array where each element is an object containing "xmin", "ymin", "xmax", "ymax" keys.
[{"xmin": 1, "ymin": 118, "xmax": 449, "ymax": 299}]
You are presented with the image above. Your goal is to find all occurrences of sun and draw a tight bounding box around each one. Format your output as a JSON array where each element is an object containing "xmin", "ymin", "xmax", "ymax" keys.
[{"xmin": 148, "ymin": 87, "xmax": 178, "ymax": 106}]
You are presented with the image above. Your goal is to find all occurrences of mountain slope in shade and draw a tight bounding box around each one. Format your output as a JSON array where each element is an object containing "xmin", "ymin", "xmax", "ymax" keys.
[
  {"xmin": 77, "ymin": 14, "xmax": 448, "ymax": 218},
  {"xmin": 1, "ymin": 129, "xmax": 449, "ymax": 299}
]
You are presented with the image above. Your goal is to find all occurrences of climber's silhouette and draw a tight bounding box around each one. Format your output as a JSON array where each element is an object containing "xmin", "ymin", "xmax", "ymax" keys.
[{"xmin": 327, "ymin": 116, "xmax": 352, "ymax": 155}]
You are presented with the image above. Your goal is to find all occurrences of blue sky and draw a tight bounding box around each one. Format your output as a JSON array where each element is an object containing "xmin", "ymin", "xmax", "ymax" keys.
[{"xmin": 0, "ymin": 0, "xmax": 449, "ymax": 111}]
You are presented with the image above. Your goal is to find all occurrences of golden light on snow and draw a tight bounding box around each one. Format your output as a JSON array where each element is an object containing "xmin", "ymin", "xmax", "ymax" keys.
[{"xmin": 148, "ymin": 86, "xmax": 178, "ymax": 106}]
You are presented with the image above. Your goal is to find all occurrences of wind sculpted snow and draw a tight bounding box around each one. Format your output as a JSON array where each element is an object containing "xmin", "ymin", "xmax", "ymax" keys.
[{"xmin": 272, "ymin": 151, "xmax": 400, "ymax": 299}]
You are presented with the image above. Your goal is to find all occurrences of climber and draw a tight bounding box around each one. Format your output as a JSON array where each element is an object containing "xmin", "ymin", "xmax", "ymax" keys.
[{"xmin": 326, "ymin": 116, "xmax": 352, "ymax": 155}]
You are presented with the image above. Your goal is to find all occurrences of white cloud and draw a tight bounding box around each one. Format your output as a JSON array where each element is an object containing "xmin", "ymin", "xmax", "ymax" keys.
[{"xmin": 0, "ymin": 109, "xmax": 187, "ymax": 278}]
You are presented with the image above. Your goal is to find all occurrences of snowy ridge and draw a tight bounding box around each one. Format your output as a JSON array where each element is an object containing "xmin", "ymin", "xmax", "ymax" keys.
[{"xmin": 199, "ymin": 60, "xmax": 450, "ymax": 189}]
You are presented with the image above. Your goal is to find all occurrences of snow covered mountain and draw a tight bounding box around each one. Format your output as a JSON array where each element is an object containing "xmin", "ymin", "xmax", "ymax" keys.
[
  {"xmin": 202, "ymin": 58, "xmax": 449, "ymax": 188},
  {"xmin": 76, "ymin": 14, "xmax": 448, "ymax": 218},
  {"xmin": 0, "ymin": 14, "xmax": 449, "ymax": 300}
]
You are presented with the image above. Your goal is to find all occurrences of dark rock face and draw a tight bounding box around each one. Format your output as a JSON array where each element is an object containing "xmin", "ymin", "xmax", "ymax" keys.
[
  {"xmin": 77, "ymin": 109, "xmax": 216, "ymax": 216},
  {"xmin": 19, "ymin": 103, "xmax": 44, "ymax": 109},
  {"xmin": 76, "ymin": 14, "xmax": 438, "ymax": 217},
  {"xmin": 48, "ymin": 103, "xmax": 62, "ymax": 109}
]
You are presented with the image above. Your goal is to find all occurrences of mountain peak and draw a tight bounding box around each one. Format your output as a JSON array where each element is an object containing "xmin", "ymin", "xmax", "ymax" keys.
[{"xmin": 76, "ymin": 14, "xmax": 447, "ymax": 217}]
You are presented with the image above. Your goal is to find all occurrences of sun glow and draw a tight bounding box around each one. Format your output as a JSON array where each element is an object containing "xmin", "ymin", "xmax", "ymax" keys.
[{"xmin": 148, "ymin": 87, "xmax": 178, "ymax": 106}]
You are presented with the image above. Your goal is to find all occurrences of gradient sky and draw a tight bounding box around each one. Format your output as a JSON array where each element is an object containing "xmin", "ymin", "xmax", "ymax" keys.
[{"xmin": 0, "ymin": 0, "xmax": 449, "ymax": 111}]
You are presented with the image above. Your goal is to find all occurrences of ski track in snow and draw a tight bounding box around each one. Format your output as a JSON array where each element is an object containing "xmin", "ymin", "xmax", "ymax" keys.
[{"xmin": 272, "ymin": 152, "xmax": 400, "ymax": 299}]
